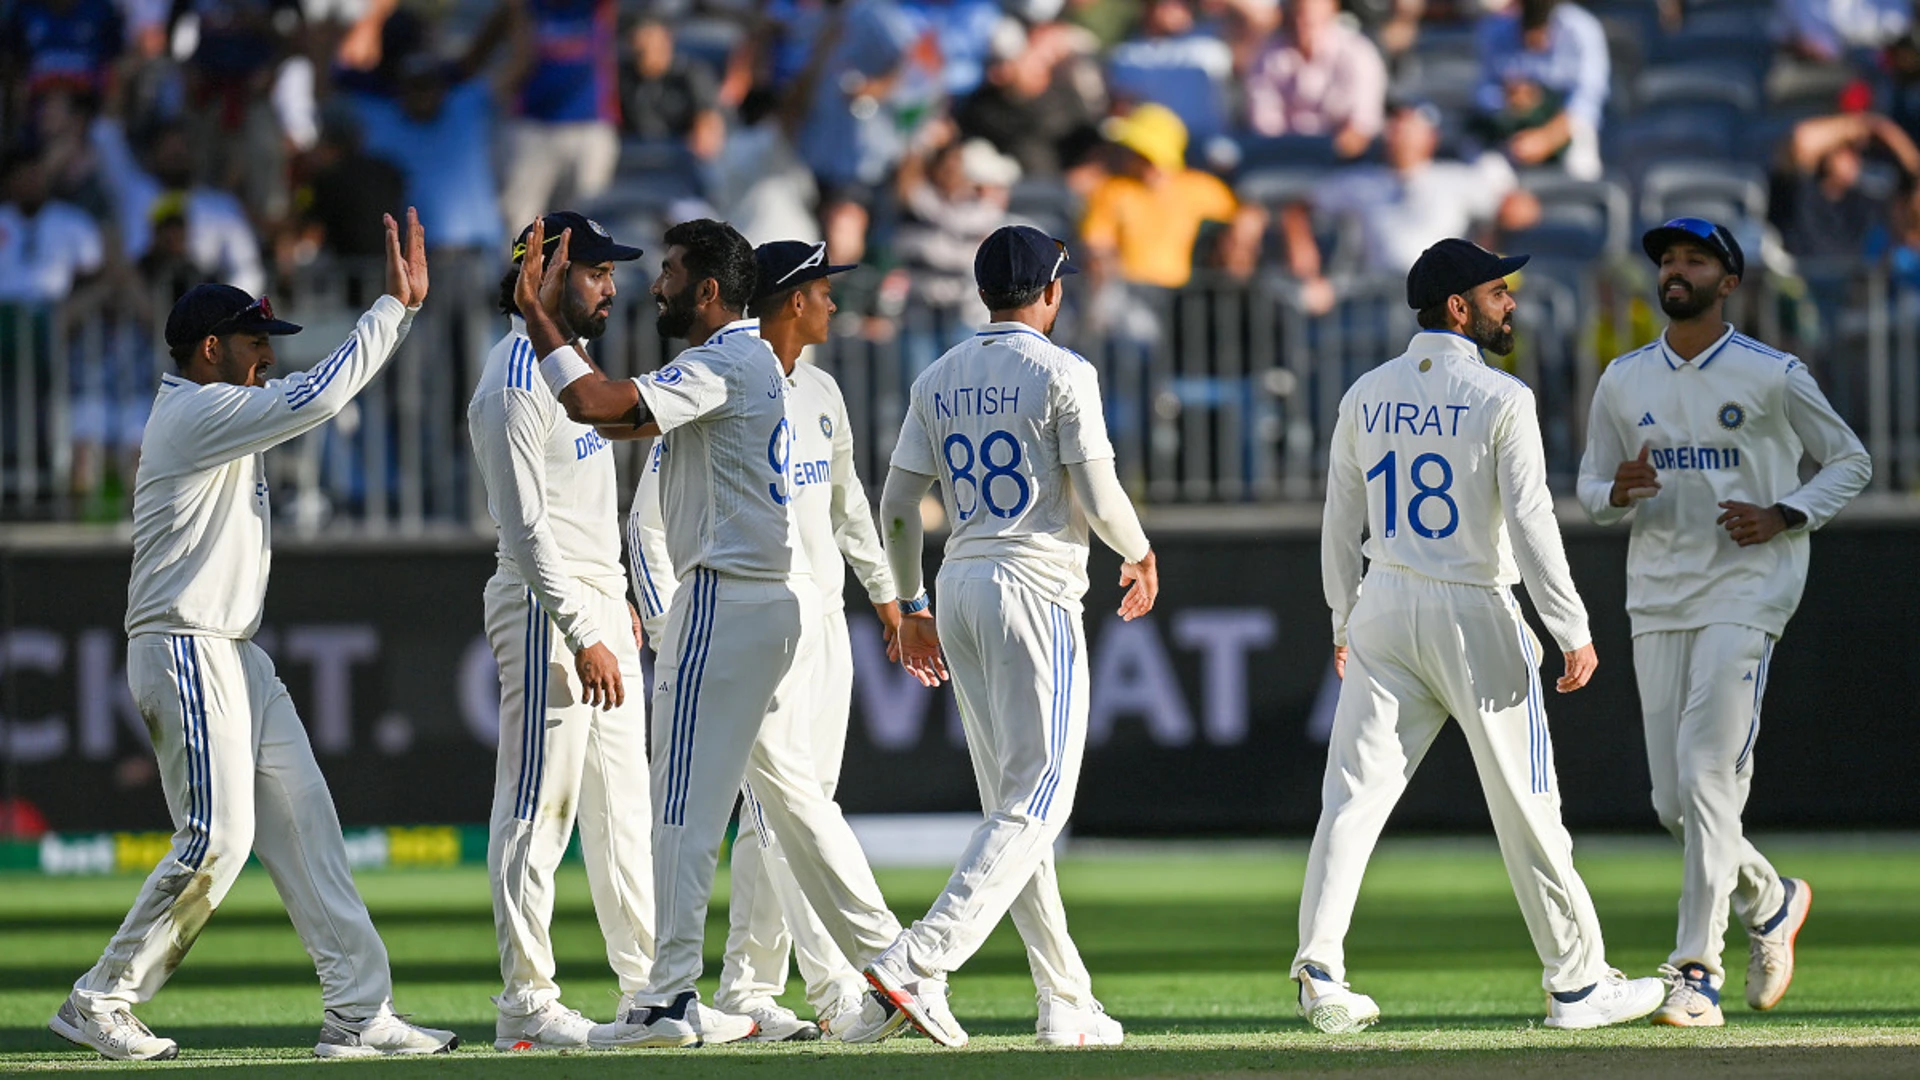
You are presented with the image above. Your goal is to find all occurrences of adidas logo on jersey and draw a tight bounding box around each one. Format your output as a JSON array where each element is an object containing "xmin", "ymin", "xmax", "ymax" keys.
[{"xmin": 1638, "ymin": 413, "xmax": 1656, "ymax": 427}]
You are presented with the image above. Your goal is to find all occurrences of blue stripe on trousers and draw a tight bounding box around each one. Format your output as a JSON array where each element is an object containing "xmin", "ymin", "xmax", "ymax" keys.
[
  {"xmin": 666, "ymin": 569, "xmax": 717, "ymax": 826},
  {"xmin": 1029, "ymin": 605, "xmax": 1073, "ymax": 818}
]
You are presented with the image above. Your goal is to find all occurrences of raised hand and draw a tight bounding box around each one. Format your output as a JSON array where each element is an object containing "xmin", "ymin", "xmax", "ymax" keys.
[
  {"xmin": 513, "ymin": 218, "xmax": 572, "ymax": 328},
  {"xmin": 383, "ymin": 207, "xmax": 429, "ymax": 307},
  {"xmin": 1609, "ymin": 444, "xmax": 1660, "ymax": 507}
]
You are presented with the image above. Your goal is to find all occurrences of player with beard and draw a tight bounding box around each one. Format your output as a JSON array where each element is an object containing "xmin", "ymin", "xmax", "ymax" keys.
[
  {"xmin": 1578, "ymin": 220, "xmax": 1869, "ymax": 1026},
  {"xmin": 1293, "ymin": 239, "xmax": 1665, "ymax": 1034},
  {"xmin": 468, "ymin": 212, "xmax": 656, "ymax": 1050}
]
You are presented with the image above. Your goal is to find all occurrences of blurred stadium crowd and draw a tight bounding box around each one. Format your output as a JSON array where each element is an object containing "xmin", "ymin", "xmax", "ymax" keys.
[{"xmin": 4, "ymin": 0, "xmax": 1920, "ymax": 520}]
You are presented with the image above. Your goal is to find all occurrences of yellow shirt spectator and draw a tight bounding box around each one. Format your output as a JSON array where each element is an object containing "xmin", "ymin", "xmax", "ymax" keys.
[{"xmin": 1081, "ymin": 169, "xmax": 1240, "ymax": 289}]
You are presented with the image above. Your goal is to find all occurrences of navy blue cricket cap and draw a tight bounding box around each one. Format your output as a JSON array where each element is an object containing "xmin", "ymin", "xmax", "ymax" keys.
[
  {"xmin": 1643, "ymin": 216, "xmax": 1744, "ymax": 279},
  {"xmin": 754, "ymin": 240, "xmax": 857, "ymax": 299},
  {"xmin": 512, "ymin": 210, "xmax": 643, "ymax": 265},
  {"xmin": 164, "ymin": 283, "xmax": 302, "ymax": 349},
  {"xmin": 974, "ymin": 224, "xmax": 1078, "ymax": 295},
  {"xmin": 1406, "ymin": 238, "xmax": 1530, "ymax": 310}
]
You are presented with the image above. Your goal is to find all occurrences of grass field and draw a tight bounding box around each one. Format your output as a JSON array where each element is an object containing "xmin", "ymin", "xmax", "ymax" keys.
[{"xmin": 1, "ymin": 836, "xmax": 1916, "ymax": 1076}]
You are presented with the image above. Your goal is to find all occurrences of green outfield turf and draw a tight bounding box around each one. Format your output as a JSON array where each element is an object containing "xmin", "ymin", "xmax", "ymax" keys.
[{"xmin": 1, "ymin": 836, "xmax": 1916, "ymax": 1076}]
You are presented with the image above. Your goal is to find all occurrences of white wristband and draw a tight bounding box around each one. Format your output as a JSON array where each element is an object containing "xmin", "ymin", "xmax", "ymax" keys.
[{"xmin": 538, "ymin": 346, "xmax": 593, "ymax": 395}]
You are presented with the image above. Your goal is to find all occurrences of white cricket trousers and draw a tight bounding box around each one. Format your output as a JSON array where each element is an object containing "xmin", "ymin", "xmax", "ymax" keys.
[
  {"xmin": 499, "ymin": 120, "xmax": 619, "ymax": 241},
  {"xmin": 484, "ymin": 577, "xmax": 654, "ymax": 1014},
  {"xmin": 73, "ymin": 634, "xmax": 393, "ymax": 1017},
  {"xmin": 721, "ymin": 606, "xmax": 890, "ymax": 1015},
  {"xmin": 1294, "ymin": 568, "xmax": 1611, "ymax": 993},
  {"xmin": 642, "ymin": 569, "xmax": 808, "ymax": 1003},
  {"xmin": 1633, "ymin": 624, "xmax": 1786, "ymax": 983},
  {"xmin": 892, "ymin": 562, "xmax": 1096, "ymax": 1007}
]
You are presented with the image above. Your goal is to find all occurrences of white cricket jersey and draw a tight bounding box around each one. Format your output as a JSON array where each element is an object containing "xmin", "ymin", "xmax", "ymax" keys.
[
  {"xmin": 125, "ymin": 296, "xmax": 417, "ymax": 639},
  {"xmin": 1577, "ymin": 325, "xmax": 1871, "ymax": 637},
  {"xmin": 626, "ymin": 360, "xmax": 895, "ymax": 642},
  {"xmin": 1323, "ymin": 331, "xmax": 1590, "ymax": 651},
  {"xmin": 890, "ymin": 321, "xmax": 1115, "ymax": 606},
  {"xmin": 633, "ymin": 319, "xmax": 810, "ymax": 584},
  {"xmin": 468, "ymin": 317, "xmax": 625, "ymax": 653}
]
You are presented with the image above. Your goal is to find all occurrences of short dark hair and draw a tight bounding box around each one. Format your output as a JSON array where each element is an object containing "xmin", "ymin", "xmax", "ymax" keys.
[
  {"xmin": 981, "ymin": 284, "xmax": 1046, "ymax": 312},
  {"xmin": 1519, "ymin": 0, "xmax": 1557, "ymax": 30},
  {"xmin": 663, "ymin": 218, "xmax": 756, "ymax": 313},
  {"xmin": 168, "ymin": 340, "xmax": 199, "ymax": 369},
  {"xmin": 746, "ymin": 282, "xmax": 801, "ymax": 320},
  {"xmin": 497, "ymin": 268, "xmax": 520, "ymax": 317},
  {"xmin": 1415, "ymin": 300, "xmax": 1454, "ymax": 331}
]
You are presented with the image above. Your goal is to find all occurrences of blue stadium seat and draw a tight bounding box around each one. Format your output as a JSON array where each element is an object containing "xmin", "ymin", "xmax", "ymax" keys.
[{"xmin": 1637, "ymin": 160, "xmax": 1769, "ymax": 231}]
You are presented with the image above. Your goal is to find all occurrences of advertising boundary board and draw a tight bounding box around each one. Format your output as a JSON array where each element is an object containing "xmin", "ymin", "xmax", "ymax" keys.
[{"xmin": 1, "ymin": 524, "xmax": 1915, "ymax": 836}]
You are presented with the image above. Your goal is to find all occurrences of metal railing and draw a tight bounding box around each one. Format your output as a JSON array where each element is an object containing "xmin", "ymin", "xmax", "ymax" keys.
[{"xmin": 3, "ymin": 254, "xmax": 1916, "ymax": 534}]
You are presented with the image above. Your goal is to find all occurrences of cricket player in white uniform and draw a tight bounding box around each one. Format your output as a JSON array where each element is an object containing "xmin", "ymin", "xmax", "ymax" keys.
[
  {"xmin": 1298, "ymin": 238, "xmax": 1665, "ymax": 1034},
  {"xmin": 513, "ymin": 217, "xmax": 802, "ymax": 1048},
  {"xmin": 876, "ymin": 225, "xmax": 1158, "ymax": 1049},
  {"xmin": 1578, "ymin": 218, "xmax": 1870, "ymax": 1026},
  {"xmin": 52, "ymin": 211, "xmax": 457, "ymax": 1061},
  {"xmin": 469, "ymin": 212, "xmax": 654, "ymax": 1050},
  {"xmin": 626, "ymin": 241, "xmax": 912, "ymax": 1043}
]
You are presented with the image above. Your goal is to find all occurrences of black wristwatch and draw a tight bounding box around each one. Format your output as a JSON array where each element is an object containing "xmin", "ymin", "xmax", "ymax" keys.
[{"xmin": 1772, "ymin": 503, "xmax": 1807, "ymax": 530}]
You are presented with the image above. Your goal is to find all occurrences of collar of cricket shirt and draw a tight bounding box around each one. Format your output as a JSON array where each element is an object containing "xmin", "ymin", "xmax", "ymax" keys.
[
  {"xmin": 709, "ymin": 318, "xmax": 761, "ymax": 344},
  {"xmin": 1656, "ymin": 322, "xmax": 1737, "ymax": 371},
  {"xmin": 1408, "ymin": 329, "xmax": 1486, "ymax": 363}
]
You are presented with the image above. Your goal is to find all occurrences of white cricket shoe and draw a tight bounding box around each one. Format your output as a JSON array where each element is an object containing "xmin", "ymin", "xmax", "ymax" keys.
[
  {"xmin": 49, "ymin": 997, "xmax": 178, "ymax": 1061},
  {"xmin": 1036, "ymin": 990, "xmax": 1124, "ymax": 1046},
  {"xmin": 738, "ymin": 1000, "xmax": 820, "ymax": 1042},
  {"xmin": 494, "ymin": 999, "xmax": 594, "ymax": 1051},
  {"xmin": 313, "ymin": 1006, "xmax": 459, "ymax": 1057},
  {"xmin": 589, "ymin": 990, "xmax": 755, "ymax": 1049},
  {"xmin": 827, "ymin": 989, "xmax": 909, "ymax": 1044},
  {"xmin": 1651, "ymin": 963, "xmax": 1725, "ymax": 1027},
  {"xmin": 1748, "ymin": 877, "xmax": 1812, "ymax": 1011},
  {"xmin": 1296, "ymin": 965, "xmax": 1381, "ymax": 1034},
  {"xmin": 865, "ymin": 946, "xmax": 968, "ymax": 1048},
  {"xmin": 1544, "ymin": 969, "xmax": 1666, "ymax": 1029}
]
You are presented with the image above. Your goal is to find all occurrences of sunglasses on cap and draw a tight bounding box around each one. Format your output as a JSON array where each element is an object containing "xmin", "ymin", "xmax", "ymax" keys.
[
  {"xmin": 1661, "ymin": 217, "xmax": 1719, "ymax": 240},
  {"xmin": 1049, "ymin": 239, "xmax": 1070, "ymax": 283},
  {"xmin": 210, "ymin": 296, "xmax": 276, "ymax": 336},
  {"xmin": 775, "ymin": 242, "xmax": 829, "ymax": 286}
]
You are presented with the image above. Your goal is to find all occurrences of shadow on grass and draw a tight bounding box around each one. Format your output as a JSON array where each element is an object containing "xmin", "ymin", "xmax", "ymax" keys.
[{"xmin": 5, "ymin": 1033, "xmax": 1920, "ymax": 1079}]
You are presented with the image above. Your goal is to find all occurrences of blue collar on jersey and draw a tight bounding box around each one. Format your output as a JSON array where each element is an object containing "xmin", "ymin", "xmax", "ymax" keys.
[
  {"xmin": 709, "ymin": 318, "xmax": 761, "ymax": 344},
  {"xmin": 974, "ymin": 322, "xmax": 1051, "ymax": 345},
  {"xmin": 1657, "ymin": 322, "xmax": 1736, "ymax": 371}
]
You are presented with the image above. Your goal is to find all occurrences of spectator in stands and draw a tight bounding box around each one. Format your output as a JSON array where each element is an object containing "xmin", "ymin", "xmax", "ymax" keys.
[
  {"xmin": 1105, "ymin": 0, "xmax": 1235, "ymax": 146},
  {"xmin": 621, "ymin": 14, "xmax": 725, "ymax": 162},
  {"xmin": 1774, "ymin": 0, "xmax": 1912, "ymax": 61},
  {"xmin": 293, "ymin": 113, "xmax": 406, "ymax": 263},
  {"xmin": 496, "ymin": 0, "xmax": 621, "ymax": 238},
  {"xmin": 1064, "ymin": 0, "xmax": 1144, "ymax": 50},
  {"xmin": 1772, "ymin": 110, "xmax": 1920, "ymax": 262},
  {"xmin": 1474, "ymin": 0, "xmax": 1608, "ymax": 180},
  {"xmin": 1280, "ymin": 99, "xmax": 1540, "ymax": 313},
  {"xmin": 0, "ymin": 0, "xmax": 125, "ymax": 117},
  {"xmin": 901, "ymin": 0, "xmax": 1006, "ymax": 98},
  {"xmin": 348, "ymin": 45, "xmax": 502, "ymax": 252},
  {"xmin": 114, "ymin": 121, "xmax": 265, "ymax": 295},
  {"xmin": 893, "ymin": 125, "xmax": 1022, "ymax": 370},
  {"xmin": 712, "ymin": 88, "xmax": 821, "ymax": 245},
  {"xmin": 1241, "ymin": 0, "xmax": 1388, "ymax": 158},
  {"xmin": 168, "ymin": 0, "xmax": 304, "ymax": 218},
  {"xmin": 956, "ymin": 13, "xmax": 1106, "ymax": 179},
  {"xmin": 1080, "ymin": 102, "xmax": 1265, "ymax": 290},
  {"xmin": 0, "ymin": 144, "xmax": 105, "ymax": 302},
  {"xmin": 775, "ymin": 0, "xmax": 921, "ymax": 264},
  {"xmin": 1868, "ymin": 178, "xmax": 1920, "ymax": 290}
]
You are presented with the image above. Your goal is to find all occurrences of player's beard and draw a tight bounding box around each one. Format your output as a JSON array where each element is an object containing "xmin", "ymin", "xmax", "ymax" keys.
[
  {"xmin": 1659, "ymin": 276, "xmax": 1718, "ymax": 320},
  {"xmin": 1467, "ymin": 304, "xmax": 1515, "ymax": 356},
  {"xmin": 655, "ymin": 282, "xmax": 697, "ymax": 340},
  {"xmin": 563, "ymin": 285, "xmax": 611, "ymax": 340}
]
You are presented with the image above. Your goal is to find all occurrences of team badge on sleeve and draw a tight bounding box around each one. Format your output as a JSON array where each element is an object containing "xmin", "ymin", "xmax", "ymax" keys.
[
  {"xmin": 819, "ymin": 414, "xmax": 833, "ymax": 437},
  {"xmin": 1717, "ymin": 402, "xmax": 1746, "ymax": 431},
  {"xmin": 653, "ymin": 367, "xmax": 683, "ymax": 386}
]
